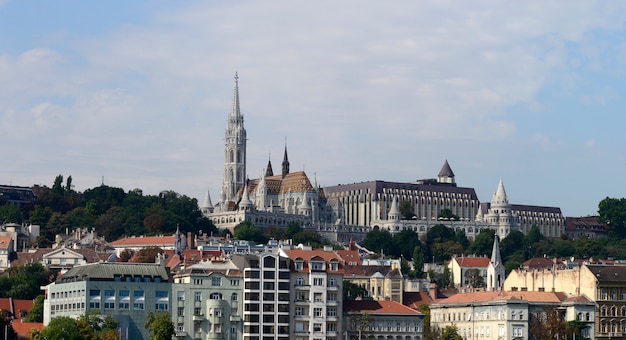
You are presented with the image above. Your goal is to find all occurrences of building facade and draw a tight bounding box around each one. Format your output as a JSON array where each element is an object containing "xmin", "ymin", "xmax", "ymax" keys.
[
  {"xmin": 280, "ymin": 246, "xmax": 344, "ymax": 340},
  {"xmin": 42, "ymin": 262, "xmax": 171, "ymax": 340},
  {"xmin": 172, "ymin": 258, "xmax": 243, "ymax": 340},
  {"xmin": 430, "ymin": 291, "xmax": 595, "ymax": 340},
  {"xmin": 231, "ymin": 252, "xmax": 292, "ymax": 340}
]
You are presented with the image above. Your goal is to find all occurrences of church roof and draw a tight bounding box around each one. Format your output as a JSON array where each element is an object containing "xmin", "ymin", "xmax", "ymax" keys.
[{"xmin": 247, "ymin": 171, "xmax": 316, "ymax": 195}]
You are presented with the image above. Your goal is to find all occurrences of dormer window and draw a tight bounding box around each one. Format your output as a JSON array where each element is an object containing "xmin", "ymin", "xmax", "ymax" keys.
[
  {"xmin": 310, "ymin": 261, "xmax": 324, "ymax": 271},
  {"xmin": 294, "ymin": 259, "xmax": 304, "ymax": 271},
  {"xmin": 329, "ymin": 260, "xmax": 339, "ymax": 271}
]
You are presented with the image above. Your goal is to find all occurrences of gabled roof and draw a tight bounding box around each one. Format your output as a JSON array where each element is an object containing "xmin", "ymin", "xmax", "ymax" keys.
[
  {"xmin": 344, "ymin": 264, "xmax": 402, "ymax": 278},
  {"xmin": 281, "ymin": 248, "xmax": 344, "ymax": 273},
  {"xmin": 453, "ymin": 256, "xmax": 490, "ymax": 268},
  {"xmin": 109, "ymin": 235, "xmax": 175, "ymax": 247},
  {"xmin": 0, "ymin": 235, "xmax": 12, "ymax": 250},
  {"xmin": 344, "ymin": 300, "xmax": 423, "ymax": 315}
]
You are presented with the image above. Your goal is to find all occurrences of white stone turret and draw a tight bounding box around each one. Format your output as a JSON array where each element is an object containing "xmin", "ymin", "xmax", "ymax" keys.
[
  {"xmin": 487, "ymin": 236, "xmax": 505, "ymax": 291},
  {"xmin": 387, "ymin": 195, "xmax": 401, "ymax": 221},
  {"xmin": 200, "ymin": 189, "xmax": 214, "ymax": 215},
  {"xmin": 239, "ymin": 184, "xmax": 254, "ymax": 212}
]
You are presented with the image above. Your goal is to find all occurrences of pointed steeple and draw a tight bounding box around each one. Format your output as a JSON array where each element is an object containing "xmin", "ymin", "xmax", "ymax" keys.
[
  {"xmin": 202, "ymin": 189, "xmax": 213, "ymax": 208},
  {"xmin": 490, "ymin": 236, "xmax": 502, "ymax": 265},
  {"xmin": 282, "ymin": 139, "xmax": 290, "ymax": 179},
  {"xmin": 230, "ymin": 72, "xmax": 242, "ymax": 118},
  {"xmin": 492, "ymin": 178, "xmax": 508, "ymax": 206},
  {"xmin": 200, "ymin": 189, "xmax": 214, "ymax": 215},
  {"xmin": 387, "ymin": 195, "xmax": 401, "ymax": 221},
  {"xmin": 239, "ymin": 184, "xmax": 253, "ymax": 211},
  {"xmin": 265, "ymin": 154, "xmax": 274, "ymax": 177},
  {"xmin": 437, "ymin": 160, "xmax": 455, "ymax": 184}
]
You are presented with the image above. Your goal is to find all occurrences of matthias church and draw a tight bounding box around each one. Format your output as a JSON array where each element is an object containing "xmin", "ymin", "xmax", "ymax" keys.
[{"xmin": 201, "ymin": 74, "xmax": 566, "ymax": 244}]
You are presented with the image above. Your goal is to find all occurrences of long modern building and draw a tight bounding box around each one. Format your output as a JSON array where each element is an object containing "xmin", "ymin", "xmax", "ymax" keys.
[{"xmin": 42, "ymin": 262, "xmax": 172, "ymax": 340}]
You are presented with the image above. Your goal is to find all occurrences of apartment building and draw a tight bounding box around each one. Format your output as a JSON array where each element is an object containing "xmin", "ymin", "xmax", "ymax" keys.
[
  {"xmin": 172, "ymin": 258, "xmax": 244, "ymax": 339},
  {"xmin": 231, "ymin": 252, "xmax": 292, "ymax": 340},
  {"xmin": 280, "ymin": 245, "xmax": 344, "ymax": 340}
]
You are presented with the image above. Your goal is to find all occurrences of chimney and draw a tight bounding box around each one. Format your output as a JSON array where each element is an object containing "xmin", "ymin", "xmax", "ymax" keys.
[
  {"xmin": 428, "ymin": 283, "xmax": 438, "ymax": 301},
  {"xmin": 187, "ymin": 232, "xmax": 194, "ymax": 249}
]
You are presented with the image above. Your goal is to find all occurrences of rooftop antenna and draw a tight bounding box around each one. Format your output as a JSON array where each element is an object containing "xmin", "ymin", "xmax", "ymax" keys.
[{"xmin": 101, "ymin": 176, "xmax": 105, "ymax": 186}]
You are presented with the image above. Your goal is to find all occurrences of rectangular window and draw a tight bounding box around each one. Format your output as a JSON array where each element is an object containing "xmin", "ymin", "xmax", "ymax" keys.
[
  {"xmin": 134, "ymin": 291, "xmax": 144, "ymax": 299},
  {"xmin": 296, "ymin": 307, "xmax": 304, "ymax": 316},
  {"xmin": 104, "ymin": 290, "xmax": 115, "ymax": 298},
  {"xmin": 212, "ymin": 276, "xmax": 221, "ymax": 286},
  {"xmin": 104, "ymin": 302, "xmax": 115, "ymax": 310},
  {"xmin": 155, "ymin": 303, "xmax": 168, "ymax": 310},
  {"xmin": 119, "ymin": 290, "xmax": 129, "ymax": 298},
  {"xmin": 90, "ymin": 290, "xmax": 100, "ymax": 298},
  {"xmin": 313, "ymin": 278, "xmax": 324, "ymax": 286},
  {"xmin": 328, "ymin": 292, "xmax": 337, "ymax": 301},
  {"xmin": 314, "ymin": 308, "xmax": 322, "ymax": 317},
  {"xmin": 314, "ymin": 293, "xmax": 323, "ymax": 302},
  {"xmin": 195, "ymin": 292, "xmax": 202, "ymax": 301},
  {"xmin": 231, "ymin": 279, "xmax": 239, "ymax": 286},
  {"xmin": 327, "ymin": 307, "xmax": 336, "ymax": 316},
  {"xmin": 133, "ymin": 303, "xmax": 144, "ymax": 310},
  {"xmin": 177, "ymin": 291, "xmax": 185, "ymax": 300},
  {"xmin": 118, "ymin": 302, "xmax": 129, "ymax": 310}
]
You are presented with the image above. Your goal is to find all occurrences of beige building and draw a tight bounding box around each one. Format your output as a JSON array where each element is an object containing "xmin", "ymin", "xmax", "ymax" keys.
[
  {"xmin": 504, "ymin": 263, "xmax": 626, "ymax": 339},
  {"xmin": 338, "ymin": 247, "xmax": 404, "ymax": 303},
  {"xmin": 430, "ymin": 291, "xmax": 595, "ymax": 340}
]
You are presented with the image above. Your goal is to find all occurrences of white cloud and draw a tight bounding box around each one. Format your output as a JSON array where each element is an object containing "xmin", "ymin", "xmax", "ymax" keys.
[{"xmin": 2, "ymin": 1, "xmax": 626, "ymax": 215}]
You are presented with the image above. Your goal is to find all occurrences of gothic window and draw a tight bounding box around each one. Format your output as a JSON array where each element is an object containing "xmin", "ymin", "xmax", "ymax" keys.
[{"xmin": 230, "ymin": 150, "xmax": 234, "ymax": 163}]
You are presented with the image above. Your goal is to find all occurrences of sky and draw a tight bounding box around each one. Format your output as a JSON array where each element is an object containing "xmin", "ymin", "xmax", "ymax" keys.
[{"xmin": 2, "ymin": 1, "xmax": 626, "ymax": 217}]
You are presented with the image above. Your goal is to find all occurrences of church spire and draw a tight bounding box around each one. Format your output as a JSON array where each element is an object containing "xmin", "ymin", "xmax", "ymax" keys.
[
  {"xmin": 282, "ymin": 138, "xmax": 290, "ymax": 179},
  {"xmin": 265, "ymin": 154, "xmax": 274, "ymax": 177},
  {"xmin": 491, "ymin": 235, "xmax": 502, "ymax": 265},
  {"xmin": 230, "ymin": 72, "xmax": 242, "ymax": 118}
]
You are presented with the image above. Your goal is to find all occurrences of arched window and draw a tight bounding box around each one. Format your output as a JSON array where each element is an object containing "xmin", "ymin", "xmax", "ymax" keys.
[
  {"xmin": 210, "ymin": 292, "xmax": 222, "ymax": 300},
  {"xmin": 296, "ymin": 277, "xmax": 305, "ymax": 286},
  {"xmin": 231, "ymin": 293, "xmax": 238, "ymax": 301}
]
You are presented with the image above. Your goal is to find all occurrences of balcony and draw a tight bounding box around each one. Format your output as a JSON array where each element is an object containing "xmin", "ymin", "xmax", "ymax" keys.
[
  {"xmin": 193, "ymin": 314, "xmax": 204, "ymax": 321},
  {"xmin": 294, "ymin": 284, "xmax": 310, "ymax": 290},
  {"xmin": 230, "ymin": 315, "xmax": 241, "ymax": 322},
  {"xmin": 174, "ymin": 331, "xmax": 187, "ymax": 338}
]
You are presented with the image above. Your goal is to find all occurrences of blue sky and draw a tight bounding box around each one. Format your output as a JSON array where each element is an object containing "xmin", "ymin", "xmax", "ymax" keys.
[{"xmin": 2, "ymin": 1, "xmax": 626, "ymax": 217}]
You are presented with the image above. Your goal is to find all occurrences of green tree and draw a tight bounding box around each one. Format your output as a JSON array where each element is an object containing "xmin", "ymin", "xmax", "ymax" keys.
[
  {"xmin": 347, "ymin": 312, "xmax": 374, "ymax": 339},
  {"xmin": 145, "ymin": 312, "xmax": 174, "ymax": 340},
  {"xmin": 391, "ymin": 229, "xmax": 421, "ymax": 258},
  {"xmin": 468, "ymin": 229, "xmax": 495, "ymax": 256},
  {"xmin": 36, "ymin": 316, "xmax": 83, "ymax": 340},
  {"xmin": 439, "ymin": 325, "xmax": 463, "ymax": 340},
  {"xmin": 343, "ymin": 281, "xmax": 368, "ymax": 300},
  {"xmin": 399, "ymin": 200, "xmax": 416, "ymax": 220},
  {"xmin": 598, "ymin": 197, "xmax": 626, "ymax": 238},
  {"xmin": 94, "ymin": 206, "xmax": 125, "ymax": 241},
  {"xmin": 362, "ymin": 227, "xmax": 393, "ymax": 255},
  {"xmin": 0, "ymin": 263, "xmax": 52, "ymax": 299},
  {"xmin": 412, "ymin": 245, "xmax": 425, "ymax": 278},
  {"xmin": 465, "ymin": 268, "xmax": 485, "ymax": 288},
  {"xmin": 0, "ymin": 202, "xmax": 23, "ymax": 223},
  {"xmin": 25, "ymin": 295, "xmax": 45, "ymax": 322},
  {"xmin": 526, "ymin": 225, "xmax": 544, "ymax": 247},
  {"xmin": 233, "ymin": 221, "xmax": 268, "ymax": 243}
]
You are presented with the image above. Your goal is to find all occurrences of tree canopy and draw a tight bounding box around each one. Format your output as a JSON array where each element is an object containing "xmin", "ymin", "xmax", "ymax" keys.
[
  {"xmin": 145, "ymin": 312, "xmax": 174, "ymax": 340},
  {"xmin": 19, "ymin": 175, "xmax": 218, "ymax": 246}
]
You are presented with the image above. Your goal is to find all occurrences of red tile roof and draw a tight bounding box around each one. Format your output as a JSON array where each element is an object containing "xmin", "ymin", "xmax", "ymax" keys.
[
  {"xmin": 282, "ymin": 248, "xmax": 344, "ymax": 273},
  {"xmin": 11, "ymin": 319, "xmax": 44, "ymax": 338},
  {"xmin": 0, "ymin": 235, "xmax": 13, "ymax": 250},
  {"xmin": 109, "ymin": 235, "xmax": 175, "ymax": 246},
  {"xmin": 344, "ymin": 300, "xmax": 423, "ymax": 315},
  {"xmin": 453, "ymin": 256, "xmax": 490, "ymax": 268}
]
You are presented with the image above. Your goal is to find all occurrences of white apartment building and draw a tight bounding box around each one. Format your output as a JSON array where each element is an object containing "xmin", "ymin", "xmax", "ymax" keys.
[{"xmin": 280, "ymin": 245, "xmax": 344, "ymax": 340}]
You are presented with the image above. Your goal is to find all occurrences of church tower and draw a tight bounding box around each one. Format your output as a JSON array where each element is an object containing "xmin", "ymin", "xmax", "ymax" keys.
[
  {"xmin": 487, "ymin": 236, "xmax": 505, "ymax": 291},
  {"xmin": 281, "ymin": 142, "xmax": 290, "ymax": 179},
  {"xmin": 222, "ymin": 73, "xmax": 247, "ymax": 202}
]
